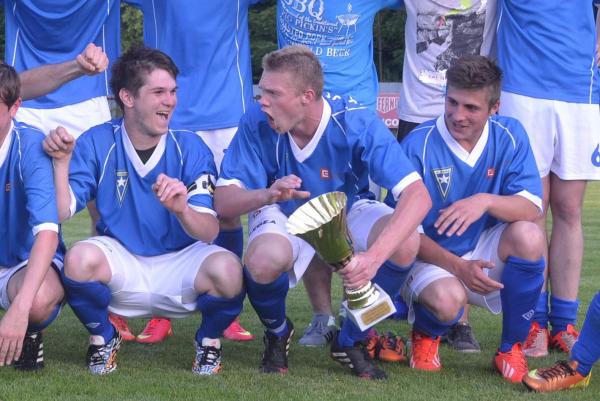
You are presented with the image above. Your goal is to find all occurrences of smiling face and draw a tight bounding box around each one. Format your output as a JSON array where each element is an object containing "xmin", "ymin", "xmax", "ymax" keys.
[
  {"xmin": 444, "ymin": 84, "xmax": 499, "ymax": 151},
  {"xmin": 121, "ymin": 68, "xmax": 177, "ymax": 139},
  {"xmin": 258, "ymin": 69, "xmax": 305, "ymax": 134}
]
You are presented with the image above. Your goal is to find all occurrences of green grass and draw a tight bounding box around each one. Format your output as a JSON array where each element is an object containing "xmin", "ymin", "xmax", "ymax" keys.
[{"xmin": 1, "ymin": 185, "xmax": 600, "ymax": 400}]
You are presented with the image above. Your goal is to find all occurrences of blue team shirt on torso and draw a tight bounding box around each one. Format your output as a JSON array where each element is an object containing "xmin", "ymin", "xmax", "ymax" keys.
[
  {"xmin": 219, "ymin": 96, "xmax": 419, "ymax": 217},
  {"xmin": 69, "ymin": 119, "xmax": 217, "ymax": 256},
  {"xmin": 387, "ymin": 115, "xmax": 542, "ymax": 256},
  {"xmin": 0, "ymin": 122, "xmax": 63, "ymax": 266},
  {"xmin": 127, "ymin": 0, "xmax": 256, "ymax": 131},
  {"xmin": 2, "ymin": 0, "xmax": 120, "ymax": 109},
  {"xmin": 497, "ymin": 0, "xmax": 600, "ymax": 104},
  {"xmin": 277, "ymin": 0, "xmax": 400, "ymax": 110}
]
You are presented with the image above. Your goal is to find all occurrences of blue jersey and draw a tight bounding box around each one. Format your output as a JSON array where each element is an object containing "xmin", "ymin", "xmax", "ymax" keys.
[
  {"xmin": 127, "ymin": 0, "xmax": 256, "ymax": 131},
  {"xmin": 387, "ymin": 115, "xmax": 542, "ymax": 256},
  {"xmin": 277, "ymin": 0, "xmax": 400, "ymax": 110},
  {"xmin": 0, "ymin": 122, "xmax": 63, "ymax": 266},
  {"xmin": 2, "ymin": 0, "xmax": 120, "ymax": 109},
  {"xmin": 218, "ymin": 96, "xmax": 421, "ymax": 217},
  {"xmin": 497, "ymin": 0, "xmax": 600, "ymax": 104},
  {"xmin": 68, "ymin": 119, "xmax": 217, "ymax": 256}
]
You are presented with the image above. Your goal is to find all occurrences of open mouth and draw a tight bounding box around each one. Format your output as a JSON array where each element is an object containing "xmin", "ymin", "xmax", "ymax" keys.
[{"xmin": 157, "ymin": 111, "xmax": 169, "ymax": 121}]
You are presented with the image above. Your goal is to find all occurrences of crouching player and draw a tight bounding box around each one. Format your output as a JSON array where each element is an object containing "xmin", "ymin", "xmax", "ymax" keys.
[
  {"xmin": 43, "ymin": 46, "xmax": 244, "ymax": 376},
  {"xmin": 0, "ymin": 63, "xmax": 64, "ymax": 370},
  {"xmin": 387, "ymin": 56, "xmax": 545, "ymax": 383}
]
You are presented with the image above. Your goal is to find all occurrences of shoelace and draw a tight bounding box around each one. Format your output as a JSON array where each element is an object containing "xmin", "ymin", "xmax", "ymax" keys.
[
  {"xmin": 199, "ymin": 346, "xmax": 220, "ymax": 366},
  {"xmin": 537, "ymin": 360, "xmax": 576, "ymax": 381},
  {"xmin": 454, "ymin": 324, "xmax": 475, "ymax": 344},
  {"xmin": 413, "ymin": 334, "xmax": 437, "ymax": 362},
  {"xmin": 263, "ymin": 333, "xmax": 287, "ymax": 362},
  {"xmin": 144, "ymin": 319, "xmax": 165, "ymax": 334},
  {"xmin": 304, "ymin": 318, "xmax": 327, "ymax": 336}
]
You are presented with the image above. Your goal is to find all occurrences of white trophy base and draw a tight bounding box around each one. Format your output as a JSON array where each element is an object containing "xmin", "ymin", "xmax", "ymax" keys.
[{"xmin": 342, "ymin": 283, "xmax": 396, "ymax": 331}]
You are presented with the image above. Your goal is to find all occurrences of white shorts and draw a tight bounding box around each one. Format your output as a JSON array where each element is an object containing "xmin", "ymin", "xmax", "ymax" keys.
[
  {"xmin": 196, "ymin": 127, "xmax": 238, "ymax": 172},
  {"xmin": 402, "ymin": 223, "xmax": 507, "ymax": 319},
  {"xmin": 247, "ymin": 199, "xmax": 393, "ymax": 288},
  {"xmin": 0, "ymin": 259, "xmax": 63, "ymax": 310},
  {"xmin": 500, "ymin": 91, "xmax": 600, "ymax": 180},
  {"xmin": 79, "ymin": 236, "xmax": 226, "ymax": 318}
]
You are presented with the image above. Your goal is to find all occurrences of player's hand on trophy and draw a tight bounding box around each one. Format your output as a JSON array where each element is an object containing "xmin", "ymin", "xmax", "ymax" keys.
[
  {"xmin": 454, "ymin": 258, "xmax": 503, "ymax": 295},
  {"xmin": 266, "ymin": 174, "xmax": 310, "ymax": 204},
  {"xmin": 0, "ymin": 305, "xmax": 28, "ymax": 366},
  {"xmin": 152, "ymin": 173, "xmax": 189, "ymax": 214},
  {"xmin": 76, "ymin": 43, "xmax": 109, "ymax": 75},
  {"xmin": 434, "ymin": 193, "xmax": 489, "ymax": 237},
  {"xmin": 43, "ymin": 126, "xmax": 75, "ymax": 161},
  {"xmin": 338, "ymin": 252, "xmax": 378, "ymax": 290}
]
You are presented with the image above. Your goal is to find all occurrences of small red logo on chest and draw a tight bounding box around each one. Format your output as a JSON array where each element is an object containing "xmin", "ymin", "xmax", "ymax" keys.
[
  {"xmin": 320, "ymin": 168, "xmax": 330, "ymax": 179},
  {"xmin": 487, "ymin": 168, "xmax": 495, "ymax": 178}
]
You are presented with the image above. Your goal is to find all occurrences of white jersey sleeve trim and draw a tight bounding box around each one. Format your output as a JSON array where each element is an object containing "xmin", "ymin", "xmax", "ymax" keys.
[
  {"xmin": 390, "ymin": 172, "xmax": 422, "ymax": 201},
  {"xmin": 515, "ymin": 190, "xmax": 543, "ymax": 213},
  {"xmin": 216, "ymin": 177, "xmax": 246, "ymax": 189},
  {"xmin": 188, "ymin": 205, "xmax": 218, "ymax": 217},
  {"xmin": 32, "ymin": 222, "xmax": 59, "ymax": 236},
  {"xmin": 69, "ymin": 185, "xmax": 77, "ymax": 218}
]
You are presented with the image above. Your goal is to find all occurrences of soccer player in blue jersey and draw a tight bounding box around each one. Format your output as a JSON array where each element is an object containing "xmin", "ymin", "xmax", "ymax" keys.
[
  {"xmin": 497, "ymin": 1, "xmax": 600, "ymax": 358},
  {"xmin": 277, "ymin": 0, "xmax": 405, "ymax": 347},
  {"xmin": 0, "ymin": 64, "xmax": 65, "ymax": 371},
  {"xmin": 123, "ymin": 0, "xmax": 259, "ymax": 343},
  {"xmin": 214, "ymin": 45, "xmax": 431, "ymax": 379},
  {"xmin": 43, "ymin": 46, "xmax": 245, "ymax": 376},
  {"xmin": 386, "ymin": 55, "xmax": 545, "ymax": 383},
  {"xmin": 522, "ymin": 290, "xmax": 600, "ymax": 392}
]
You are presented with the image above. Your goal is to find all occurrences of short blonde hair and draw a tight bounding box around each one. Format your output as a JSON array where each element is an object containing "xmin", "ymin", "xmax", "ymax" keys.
[{"xmin": 262, "ymin": 45, "xmax": 323, "ymax": 97}]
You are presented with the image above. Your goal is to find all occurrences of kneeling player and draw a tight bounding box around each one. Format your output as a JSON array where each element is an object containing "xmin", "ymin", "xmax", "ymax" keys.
[
  {"xmin": 43, "ymin": 46, "xmax": 244, "ymax": 376},
  {"xmin": 387, "ymin": 56, "xmax": 545, "ymax": 383},
  {"xmin": 0, "ymin": 63, "xmax": 64, "ymax": 371}
]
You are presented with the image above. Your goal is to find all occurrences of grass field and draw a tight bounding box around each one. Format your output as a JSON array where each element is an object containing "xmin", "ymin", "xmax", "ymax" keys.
[{"xmin": 1, "ymin": 185, "xmax": 599, "ymax": 401}]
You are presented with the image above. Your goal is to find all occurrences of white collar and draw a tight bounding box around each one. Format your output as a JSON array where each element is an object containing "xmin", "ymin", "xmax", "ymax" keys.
[
  {"xmin": 0, "ymin": 121, "xmax": 15, "ymax": 168},
  {"xmin": 287, "ymin": 98, "xmax": 331, "ymax": 163},
  {"xmin": 436, "ymin": 115, "xmax": 489, "ymax": 168},
  {"xmin": 121, "ymin": 122, "xmax": 166, "ymax": 178}
]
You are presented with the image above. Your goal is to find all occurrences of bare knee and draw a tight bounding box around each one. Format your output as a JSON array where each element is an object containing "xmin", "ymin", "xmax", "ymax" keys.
[
  {"xmin": 64, "ymin": 243, "xmax": 110, "ymax": 282},
  {"xmin": 419, "ymin": 279, "xmax": 466, "ymax": 322},
  {"xmin": 198, "ymin": 252, "xmax": 243, "ymax": 298},
  {"xmin": 244, "ymin": 235, "xmax": 292, "ymax": 283},
  {"xmin": 389, "ymin": 230, "xmax": 420, "ymax": 266},
  {"xmin": 500, "ymin": 221, "xmax": 545, "ymax": 260},
  {"xmin": 29, "ymin": 269, "xmax": 64, "ymax": 324}
]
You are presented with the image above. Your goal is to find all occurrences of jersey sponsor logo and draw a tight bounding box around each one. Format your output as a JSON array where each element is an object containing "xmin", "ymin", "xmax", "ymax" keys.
[
  {"xmin": 432, "ymin": 167, "xmax": 452, "ymax": 200},
  {"xmin": 116, "ymin": 171, "xmax": 129, "ymax": 206},
  {"xmin": 187, "ymin": 174, "xmax": 216, "ymax": 197},
  {"xmin": 320, "ymin": 168, "xmax": 330, "ymax": 179},
  {"xmin": 591, "ymin": 144, "xmax": 600, "ymax": 167},
  {"xmin": 487, "ymin": 167, "xmax": 495, "ymax": 178}
]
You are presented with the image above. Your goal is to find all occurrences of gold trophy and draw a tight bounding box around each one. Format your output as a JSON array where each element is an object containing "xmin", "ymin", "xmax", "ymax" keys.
[{"xmin": 287, "ymin": 191, "xmax": 396, "ymax": 330}]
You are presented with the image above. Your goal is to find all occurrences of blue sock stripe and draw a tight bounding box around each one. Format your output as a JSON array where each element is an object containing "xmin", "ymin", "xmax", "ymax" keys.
[
  {"xmin": 499, "ymin": 256, "xmax": 544, "ymax": 352},
  {"xmin": 413, "ymin": 303, "xmax": 463, "ymax": 337},
  {"xmin": 196, "ymin": 291, "xmax": 245, "ymax": 341},
  {"xmin": 571, "ymin": 292, "xmax": 600, "ymax": 377}
]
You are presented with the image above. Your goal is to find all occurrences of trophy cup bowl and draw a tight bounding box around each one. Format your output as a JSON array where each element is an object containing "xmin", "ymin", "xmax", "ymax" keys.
[{"xmin": 286, "ymin": 192, "xmax": 395, "ymax": 330}]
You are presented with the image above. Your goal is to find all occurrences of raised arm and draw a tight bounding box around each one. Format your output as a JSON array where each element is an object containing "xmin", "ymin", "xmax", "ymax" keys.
[
  {"xmin": 42, "ymin": 127, "xmax": 75, "ymax": 222},
  {"xmin": 19, "ymin": 43, "xmax": 108, "ymax": 101}
]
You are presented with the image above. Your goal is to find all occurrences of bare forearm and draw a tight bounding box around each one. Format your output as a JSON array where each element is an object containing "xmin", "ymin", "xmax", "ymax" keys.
[
  {"xmin": 10, "ymin": 231, "xmax": 58, "ymax": 313},
  {"xmin": 483, "ymin": 194, "xmax": 540, "ymax": 222},
  {"xmin": 418, "ymin": 234, "xmax": 463, "ymax": 275},
  {"xmin": 365, "ymin": 181, "xmax": 432, "ymax": 266},
  {"xmin": 52, "ymin": 160, "xmax": 73, "ymax": 222},
  {"xmin": 175, "ymin": 206, "xmax": 220, "ymax": 243},
  {"xmin": 214, "ymin": 185, "xmax": 271, "ymax": 218},
  {"xmin": 19, "ymin": 61, "xmax": 83, "ymax": 101}
]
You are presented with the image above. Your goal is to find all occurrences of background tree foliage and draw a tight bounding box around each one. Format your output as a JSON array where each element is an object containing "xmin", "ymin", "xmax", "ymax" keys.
[{"xmin": 1, "ymin": 2, "xmax": 406, "ymax": 84}]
